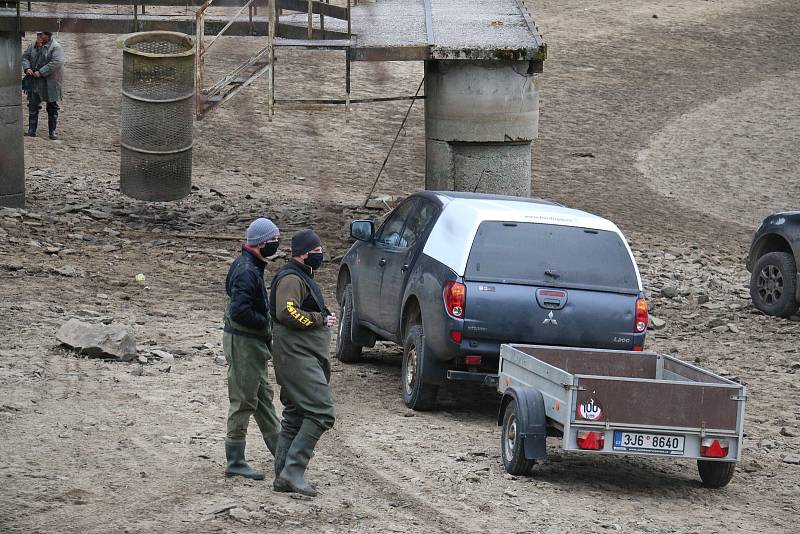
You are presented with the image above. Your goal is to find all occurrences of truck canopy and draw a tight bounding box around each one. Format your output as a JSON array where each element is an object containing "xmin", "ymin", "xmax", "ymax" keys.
[{"xmin": 465, "ymin": 222, "xmax": 640, "ymax": 294}]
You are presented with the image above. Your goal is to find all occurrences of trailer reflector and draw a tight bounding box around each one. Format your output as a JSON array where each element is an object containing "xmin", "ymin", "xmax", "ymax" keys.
[
  {"xmin": 464, "ymin": 355, "xmax": 481, "ymax": 366},
  {"xmin": 700, "ymin": 438, "xmax": 729, "ymax": 458},
  {"xmin": 576, "ymin": 431, "xmax": 605, "ymax": 450},
  {"xmin": 450, "ymin": 330, "xmax": 462, "ymax": 343}
]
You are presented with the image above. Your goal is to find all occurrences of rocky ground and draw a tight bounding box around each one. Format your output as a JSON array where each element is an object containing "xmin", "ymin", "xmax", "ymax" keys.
[{"xmin": 2, "ymin": 0, "xmax": 800, "ymax": 532}]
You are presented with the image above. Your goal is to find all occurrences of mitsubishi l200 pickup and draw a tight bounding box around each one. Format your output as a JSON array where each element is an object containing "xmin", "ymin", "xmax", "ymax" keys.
[{"xmin": 334, "ymin": 192, "xmax": 648, "ymax": 410}]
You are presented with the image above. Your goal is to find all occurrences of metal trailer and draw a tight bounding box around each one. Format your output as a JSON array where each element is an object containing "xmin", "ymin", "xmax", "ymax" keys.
[{"xmin": 497, "ymin": 344, "xmax": 747, "ymax": 488}]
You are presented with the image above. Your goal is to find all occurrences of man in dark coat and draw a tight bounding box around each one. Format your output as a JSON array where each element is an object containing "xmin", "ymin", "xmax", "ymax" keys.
[
  {"xmin": 223, "ymin": 217, "xmax": 282, "ymax": 480},
  {"xmin": 269, "ymin": 229, "xmax": 337, "ymax": 497},
  {"xmin": 21, "ymin": 31, "xmax": 65, "ymax": 140}
]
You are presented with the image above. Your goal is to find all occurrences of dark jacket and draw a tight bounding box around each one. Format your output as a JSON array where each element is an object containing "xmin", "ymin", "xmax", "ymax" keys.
[
  {"xmin": 269, "ymin": 260, "xmax": 330, "ymax": 329},
  {"xmin": 225, "ymin": 246, "xmax": 270, "ymax": 332}
]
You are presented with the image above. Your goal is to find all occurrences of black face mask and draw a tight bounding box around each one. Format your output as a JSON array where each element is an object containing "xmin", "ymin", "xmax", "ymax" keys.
[
  {"xmin": 259, "ymin": 240, "xmax": 279, "ymax": 258},
  {"xmin": 304, "ymin": 252, "xmax": 323, "ymax": 269}
]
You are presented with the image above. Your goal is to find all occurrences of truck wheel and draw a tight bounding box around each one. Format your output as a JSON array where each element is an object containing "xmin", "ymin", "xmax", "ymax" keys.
[
  {"xmin": 697, "ymin": 460, "xmax": 736, "ymax": 488},
  {"xmin": 402, "ymin": 325, "xmax": 439, "ymax": 411},
  {"xmin": 335, "ymin": 284, "xmax": 363, "ymax": 363},
  {"xmin": 501, "ymin": 399, "xmax": 536, "ymax": 476},
  {"xmin": 750, "ymin": 252, "xmax": 799, "ymax": 317}
]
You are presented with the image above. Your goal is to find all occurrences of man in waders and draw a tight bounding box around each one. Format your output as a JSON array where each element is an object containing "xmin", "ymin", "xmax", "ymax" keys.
[
  {"xmin": 270, "ymin": 229, "xmax": 337, "ymax": 497},
  {"xmin": 223, "ymin": 218, "xmax": 282, "ymax": 480}
]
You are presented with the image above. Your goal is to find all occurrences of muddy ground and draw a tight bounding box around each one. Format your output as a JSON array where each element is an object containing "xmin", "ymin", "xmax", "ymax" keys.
[{"xmin": 2, "ymin": 0, "xmax": 800, "ymax": 532}]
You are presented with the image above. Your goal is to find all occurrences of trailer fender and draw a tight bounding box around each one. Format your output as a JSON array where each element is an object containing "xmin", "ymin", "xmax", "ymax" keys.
[{"xmin": 498, "ymin": 387, "xmax": 548, "ymax": 461}]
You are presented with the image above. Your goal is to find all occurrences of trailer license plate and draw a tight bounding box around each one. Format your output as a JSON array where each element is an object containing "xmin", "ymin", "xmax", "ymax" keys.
[{"xmin": 613, "ymin": 431, "xmax": 685, "ymax": 455}]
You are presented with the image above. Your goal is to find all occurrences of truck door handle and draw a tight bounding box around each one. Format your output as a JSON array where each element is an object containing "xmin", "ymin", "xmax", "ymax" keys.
[
  {"xmin": 401, "ymin": 264, "xmax": 409, "ymax": 272},
  {"xmin": 378, "ymin": 258, "xmax": 387, "ymax": 267}
]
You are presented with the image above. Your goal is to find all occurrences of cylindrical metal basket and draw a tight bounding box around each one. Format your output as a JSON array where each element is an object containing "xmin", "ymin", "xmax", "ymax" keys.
[{"xmin": 119, "ymin": 31, "xmax": 195, "ymax": 201}]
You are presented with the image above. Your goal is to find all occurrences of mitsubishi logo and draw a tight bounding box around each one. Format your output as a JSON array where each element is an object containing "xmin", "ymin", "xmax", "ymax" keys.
[{"xmin": 542, "ymin": 311, "xmax": 558, "ymax": 326}]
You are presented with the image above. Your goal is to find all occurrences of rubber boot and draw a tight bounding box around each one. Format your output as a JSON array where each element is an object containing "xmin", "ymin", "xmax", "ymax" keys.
[
  {"xmin": 24, "ymin": 111, "xmax": 38, "ymax": 137},
  {"xmin": 47, "ymin": 111, "xmax": 58, "ymax": 140},
  {"xmin": 273, "ymin": 422, "xmax": 323, "ymax": 497},
  {"xmin": 273, "ymin": 433, "xmax": 293, "ymax": 479},
  {"xmin": 263, "ymin": 431, "xmax": 279, "ymax": 458},
  {"xmin": 225, "ymin": 441, "xmax": 265, "ymax": 480}
]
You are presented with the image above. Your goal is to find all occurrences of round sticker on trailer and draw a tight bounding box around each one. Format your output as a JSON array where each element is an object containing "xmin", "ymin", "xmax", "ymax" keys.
[{"xmin": 577, "ymin": 399, "xmax": 603, "ymax": 421}]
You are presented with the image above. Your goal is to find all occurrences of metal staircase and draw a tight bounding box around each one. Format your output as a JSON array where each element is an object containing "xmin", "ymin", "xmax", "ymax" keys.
[{"xmin": 195, "ymin": 0, "xmax": 353, "ymax": 120}]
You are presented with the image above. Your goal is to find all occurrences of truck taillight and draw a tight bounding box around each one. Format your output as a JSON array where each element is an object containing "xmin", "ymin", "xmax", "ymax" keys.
[
  {"xmin": 576, "ymin": 431, "xmax": 605, "ymax": 450},
  {"xmin": 701, "ymin": 438, "xmax": 729, "ymax": 458},
  {"xmin": 635, "ymin": 298, "xmax": 648, "ymax": 333},
  {"xmin": 444, "ymin": 281, "xmax": 466, "ymax": 318}
]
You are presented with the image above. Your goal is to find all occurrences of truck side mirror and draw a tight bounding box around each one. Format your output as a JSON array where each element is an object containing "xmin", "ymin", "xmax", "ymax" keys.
[{"xmin": 350, "ymin": 220, "xmax": 374, "ymax": 242}]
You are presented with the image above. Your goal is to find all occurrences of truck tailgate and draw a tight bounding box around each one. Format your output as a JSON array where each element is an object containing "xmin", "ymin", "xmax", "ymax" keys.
[{"xmin": 463, "ymin": 283, "xmax": 639, "ymax": 349}]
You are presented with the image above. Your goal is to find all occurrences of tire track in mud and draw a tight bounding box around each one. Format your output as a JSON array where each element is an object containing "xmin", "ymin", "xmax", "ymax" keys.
[{"xmin": 329, "ymin": 432, "xmax": 479, "ymax": 534}]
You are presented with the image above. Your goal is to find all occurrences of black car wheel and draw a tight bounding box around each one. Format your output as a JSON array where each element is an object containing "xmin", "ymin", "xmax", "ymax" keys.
[
  {"xmin": 334, "ymin": 284, "xmax": 363, "ymax": 363},
  {"xmin": 501, "ymin": 399, "xmax": 536, "ymax": 476},
  {"xmin": 402, "ymin": 324, "xmax": 439, "ymax": 411},
  {"xmin": 749, "ymin": 252, "xmax": 799, "ymax": 318}
]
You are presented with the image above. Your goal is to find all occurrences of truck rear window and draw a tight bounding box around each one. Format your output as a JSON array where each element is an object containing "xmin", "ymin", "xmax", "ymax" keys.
[{"xmin": 465, "ymin": 222, "xmax": 639, "ymax": 293}]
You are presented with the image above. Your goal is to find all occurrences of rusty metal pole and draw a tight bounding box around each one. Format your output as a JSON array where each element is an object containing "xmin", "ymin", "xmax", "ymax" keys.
[
  {"xmin": 0, "ymin": 29, "xmax": 25, "ymax": 207},
  {"xmin": 268, "ymin": 0, "xmax": 275, "ymax": 120}
]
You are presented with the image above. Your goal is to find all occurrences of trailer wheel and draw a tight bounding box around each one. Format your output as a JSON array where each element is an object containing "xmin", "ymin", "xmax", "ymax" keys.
[
  {"xmin": 334, "ymin": 284, "xmax": 363, "ymax": 363},
  {"xmin": 697, "ymin": 460, "xmax": 736, "ymax": 488},
  {"xmin": 402, "ymin": 325, "xmax": 439, "ymax": 411},
  {"xmin": 501, "ymin": 399, "xmax": 536, "ymax": 476}
]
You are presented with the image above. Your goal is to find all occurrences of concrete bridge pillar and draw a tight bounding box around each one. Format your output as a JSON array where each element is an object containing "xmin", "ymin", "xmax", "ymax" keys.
[
  {"xmin": 424, "ymin": 60, "xmax": 540, "ymax": 196},
  {"xmin": 0, "ymin": 30, "xmax": 25, "ymax": 207}
]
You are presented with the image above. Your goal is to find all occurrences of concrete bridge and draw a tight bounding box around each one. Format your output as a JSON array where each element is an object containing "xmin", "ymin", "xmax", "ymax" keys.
[{"xmin": 0, "ymin": 0, "xmax": 545, "ymax": 207}]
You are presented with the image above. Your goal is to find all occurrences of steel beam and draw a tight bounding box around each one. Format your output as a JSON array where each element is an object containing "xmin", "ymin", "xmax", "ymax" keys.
[{"xmin": 0, "ymin": 9, "xmax": 348, "ymax": 38}]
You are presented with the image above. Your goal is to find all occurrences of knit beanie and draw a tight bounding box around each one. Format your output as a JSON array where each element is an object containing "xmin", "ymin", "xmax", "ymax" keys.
[
  {"xmin": 245, "ymin": 217, "xmax": 279, "ymax": 245},
  {"xmin": 291, "ymin": 229, "xmax": 322, "ymax": 257}
]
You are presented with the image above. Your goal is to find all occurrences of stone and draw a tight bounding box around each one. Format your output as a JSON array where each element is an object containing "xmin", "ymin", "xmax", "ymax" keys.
[
  {"xmin": 365, "ymin": 195, "xmax": 393, "ymax": 210},
  {"xmin": 707, "ymin": 318, "xmax": 726, "ymax": 329},
  {"xmin": 780, "ymin": 427, "xmax": 797, "ymax": 438},
  {"xmin": 137, "ymin": 355, "xmax": 148, "ymax": 364},
  {"xmin": 648, "ymin": 316, "xmax": 667, "ymax": 330},
  {"xmin": 150, "ymin": 349, "xmax": 175, "ymax": 361},
  {"xmin": 660, "ymin": 286, "xmax": 680, "ymax": 298},
  {"xmin": 56, "ymin": 319, "xmax": 137, "ymax": 361},
  {"xmin": 781, "ymin": 454, "xmax": 800, "ymax": 465},
  {"xmin": 51, "ymin": 265, "xmax": 79, "ymax": 277}
]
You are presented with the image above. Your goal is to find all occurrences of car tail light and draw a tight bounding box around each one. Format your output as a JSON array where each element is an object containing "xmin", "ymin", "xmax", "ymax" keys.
[
  {"xmin": 450, "ymin": 330, "xmax": 462, "ymax": 343},
  {"xmin": 576, "ymin": 431, "xmax": 605, "ymax": 450},
  {"xmin": 635, "ymin": 297, "xmax": 648, "ymax": 333},
  {"xmin": 632, "ymin": 345, "xmax": 643, "ymax": 352},
  {"xmin": 465, "ymin": 355, "xmax": 481, "ymax": 366},
  {"xmin": 700, "ymin": 438, "xmax": 729, "ymax": 458},
  {"xmin": 444, "ymin": 281, "xmax": 466, "ymax": 318}
]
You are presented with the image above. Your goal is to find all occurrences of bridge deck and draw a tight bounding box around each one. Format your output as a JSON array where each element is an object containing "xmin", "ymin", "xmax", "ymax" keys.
[{"xmin": 0, "ymin": 0, "xmax": 544, "ymax": 61}]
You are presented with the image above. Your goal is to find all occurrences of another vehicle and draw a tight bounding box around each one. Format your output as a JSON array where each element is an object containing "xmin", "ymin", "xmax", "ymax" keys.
[
  {"xmin": 335, "ymin": 192, "xmax": 649, "ymax": 410},
  {"xmin": 497, "ymin": 344, "xmax": 745, "ymax": 488},
  {"xmin": 747, "ymin": 211, "xmax": 800, "ymax": 317}
]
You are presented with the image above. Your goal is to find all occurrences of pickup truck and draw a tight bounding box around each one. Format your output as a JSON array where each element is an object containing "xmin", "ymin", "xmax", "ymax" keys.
[
  {"xmin": 335, "ymin": 192, "xmax": 648, "ymax": 410},
  {"xmin": 497, "ymin": 344, "xmax": 746, "ymax": 488},
  {"xmin": 747, "ymin": 211, "xmax": 800, "ymax": 317}
]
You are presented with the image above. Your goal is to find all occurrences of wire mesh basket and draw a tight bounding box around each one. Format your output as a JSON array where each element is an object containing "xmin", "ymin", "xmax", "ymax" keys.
[{"xmin": 119, "ymin": 32, "xmax": 195, "ymax": 201}]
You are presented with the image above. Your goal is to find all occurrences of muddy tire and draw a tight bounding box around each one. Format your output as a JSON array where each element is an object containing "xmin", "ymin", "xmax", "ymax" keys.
[
  {"xmin": 402, "ymin": 325, "xmax": 439, "ymax": 411},
  {"xmin": 335, "ymin": 284, "xmax": 363, "ymax": 363},
  {"xmin": 501, "ymin": 400, "xmax": 536, "ymax": 476},
  {"xmin": 697, "ymin": 460, "xmax": 736, "ymax": 488},
  {"xmin": 750, "ymin": 251, "xmax": 799, "ymax": 318}
]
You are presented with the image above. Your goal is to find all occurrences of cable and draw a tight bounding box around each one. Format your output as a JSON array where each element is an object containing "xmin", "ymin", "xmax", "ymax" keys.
[{"xmin": 363, "ymin": 77, "xmax": 425, "ymax": 208}]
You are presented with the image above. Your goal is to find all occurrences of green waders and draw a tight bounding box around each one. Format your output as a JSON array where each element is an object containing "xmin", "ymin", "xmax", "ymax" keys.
[
  {"xmin": 271, "ymin": 322, "xmax": 334, "ymax": 496},
  {"xmin": 223, "ymin": 312, "xmax": 281, "ymax": 479}
]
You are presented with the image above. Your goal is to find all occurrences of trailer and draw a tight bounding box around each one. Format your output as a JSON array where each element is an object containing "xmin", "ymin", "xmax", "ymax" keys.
[{"xmin": 497, "ymin": 344, "xmax": 747, "ymax": 488}]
